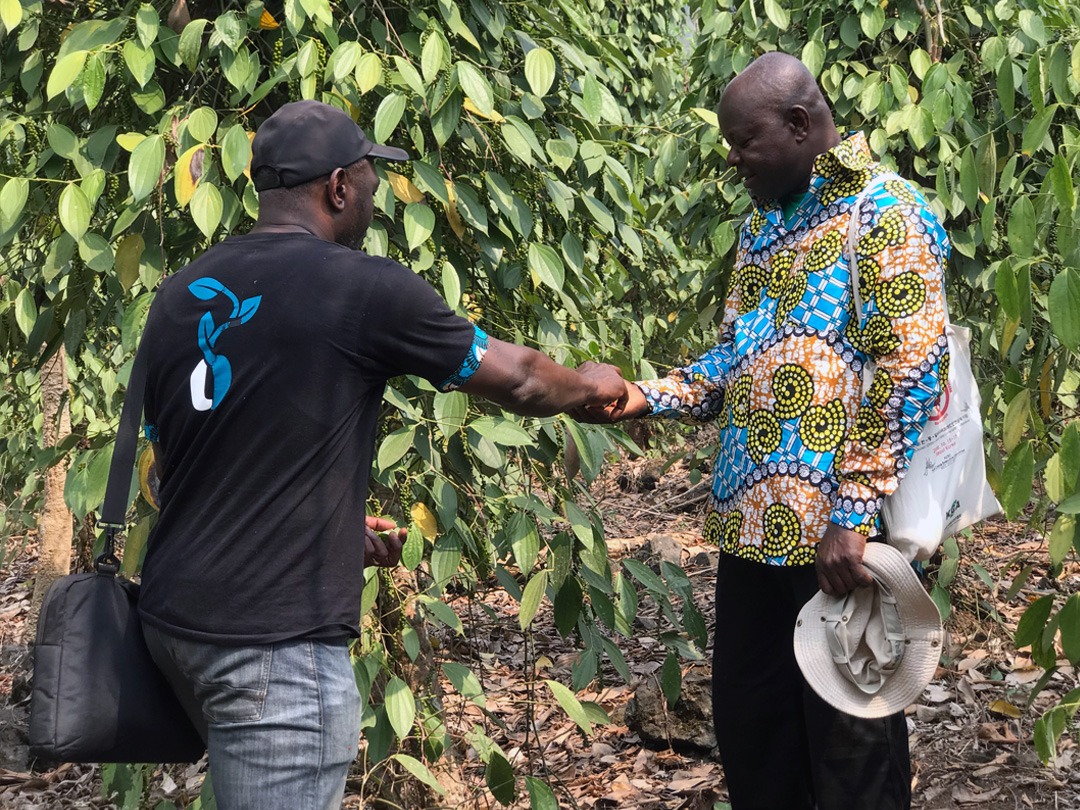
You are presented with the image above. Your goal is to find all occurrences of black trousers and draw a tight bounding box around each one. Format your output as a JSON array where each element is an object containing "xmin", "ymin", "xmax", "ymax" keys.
[{"xmin": 712, "ymin": 553, "xmax": 912, "ymax": 810}]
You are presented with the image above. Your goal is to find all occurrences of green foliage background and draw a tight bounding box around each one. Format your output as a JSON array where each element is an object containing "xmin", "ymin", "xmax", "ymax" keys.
[{"xmin": 1, "ymin": 0, "xmax": 1079, "ymax": 801}]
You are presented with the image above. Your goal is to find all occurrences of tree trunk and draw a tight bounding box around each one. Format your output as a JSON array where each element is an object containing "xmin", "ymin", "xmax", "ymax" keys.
[{"xmin": 30, "ymin": 346, "xmax": 73, "ymax": 636}]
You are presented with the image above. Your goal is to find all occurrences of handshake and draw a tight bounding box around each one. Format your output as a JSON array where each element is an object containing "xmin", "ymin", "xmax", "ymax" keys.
[{"xmin": 568, "ymin": 361, "xmax": 649, "ymax": 424}]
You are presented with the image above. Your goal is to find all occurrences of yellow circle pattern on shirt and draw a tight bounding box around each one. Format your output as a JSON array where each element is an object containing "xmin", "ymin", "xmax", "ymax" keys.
[
  {"xmin": 762, "ymin": 503, "xmax": 802, "ymax": 557},
  {"xmin": 739, "ymin": 263, "xmax": 769, "ymax": 315},
  {"xmin": 730, "ymin": 373, "xmax": 753, "ymax": 428},
  {"xmin": 861, "ymin": 314, "xmax": 902, "ymax": 356},
  {"xmin": 804, "ymin": 230, "xmax": 844, "ymax": 273},
  {"xmin": 787, "ymin": 544, "xmax": 816, "ymax": 566},
  {"xmin": 867, "ymin": 368, "xmax": 893, "ymax": 409},
  {"xmin": 722, "ymin": 511, "xmax": 743, "ymax": 554},
  {"xmin": 799, "ymin": 398, "xmax": 848, "ymax": 453},
  {"xmin": 767, "ymin": 250, "xmax": 797, "ymax": 297},
  {"xmin": 852, "ymin": 406, "xmax": 887, "ymax": 448},
  {"xmin": 704, "ymin": 510, "xmax": 723, "ymax": 546},
  {"xmin": 776, "ymin": 272, "xmax": 807, "ymax": 324},
  {"xmin": 772, "ymin": 363, "xmax": 815, "ymax": 420},
  {"xmin": 748, "ymin": 409, "xmax": 782, "ymax": 463},
  {"xmin": 884, "ymin": 179, "xmax": 919, "ymax": 205},
  {"xmin": 877, "ymin": 271, "xmax": 927, "ymax": 319},
  {"xmin": 857, "ymin": 208, "xmax": 907, "ymax": 255}
]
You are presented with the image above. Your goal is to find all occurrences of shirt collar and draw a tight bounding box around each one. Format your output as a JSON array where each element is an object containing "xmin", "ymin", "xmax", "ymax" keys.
[{"xmin": 750, "ymin": 131, "xmax": 872, "ymax": 215}]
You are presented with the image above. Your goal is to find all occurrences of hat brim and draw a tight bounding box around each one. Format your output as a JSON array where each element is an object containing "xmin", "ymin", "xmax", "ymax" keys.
[
  {"xmin": 793, "ymin": 543, "xmax": 944, "ymax": 719},
  {"xmin": 366, "ymin": 144, "xmax": 410, "ymax": 162}
]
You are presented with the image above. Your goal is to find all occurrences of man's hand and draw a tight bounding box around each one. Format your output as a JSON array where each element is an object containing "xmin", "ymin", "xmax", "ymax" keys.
[
  {"xmin": 815, "ymin": 523, "xmax": 873, "ymax": 596},
  {"xmin": 364, "ymin": 516, "xmax": 405, "ymax": 568},
  {"xmin": 569, "ymin": 374, "xmax": 649, "ymax": 424},
  {"xmin": 575, "ymin": 361, "xmax": 630, "ymax": 412}
]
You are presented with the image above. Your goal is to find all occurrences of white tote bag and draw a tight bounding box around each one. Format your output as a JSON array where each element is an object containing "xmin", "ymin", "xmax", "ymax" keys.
[{"xmin": 847, "ymin": 177, "xmax": 1001, "ymax": 561}]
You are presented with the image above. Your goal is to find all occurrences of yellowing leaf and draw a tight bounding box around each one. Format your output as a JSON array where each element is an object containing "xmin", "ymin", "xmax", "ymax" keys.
[
  {"xmin": 242, "ymin": 131, "xmax": 256, "ymax": 179},
  {"xmin": 444, "ymin": 180, "xmax": 466, "ymax": 239},
  {"xmin": 989, "ymin": 699, "xmax": 1022, "ymax": 718},
  {"xmin": 463, "ymin": 97, "xmax": 505, "ymax": 123},
  {"xmin": 174, "ymin": 145, "xmax": 205, "ymax": 207},
  {"xmin": 138, "ymin": 446, "xmax": 160, "ymax": 510},
  {"xmin": 258, "ymin": 9, "xmax": 279, "ymax": 29},
  {"xmin": 411, "ymin": 502, "xmax": 438, "ymax": 540},
  {"xmin": 387, "ymin": 171, "xmax": 425, "ymax": 203},
  {"xmin": 116, "ymin": 132, "xmax": 147, "ymax": 152}
]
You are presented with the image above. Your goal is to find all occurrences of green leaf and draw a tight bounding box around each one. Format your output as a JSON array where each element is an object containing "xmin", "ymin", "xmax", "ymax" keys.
[
  {"xmin": 763, "ymin": 0, "xmax": 790, "ymax": 29},
  {"xmin": 384, "ymin": 676, "xmax": 415, "ymax": 739},
  {"xmin": 622, "ymin": 558, "xmax": 666, "ymax": 595},
  {"xmin": 1049, "ymin": 514, "xmax": 1079, "ymax": 568},
  {"xmin": 1015, "ymin": 594, "xmax": 1054, "ymax": 648},
  {"xmin": 1048, "ymin": 269, "xmax": 1080, "ymax": 351},
  {"xmin": 392, "ymin": 754, "xmax": 447, "ymax": 796},
  {"xmin": 545, "ymin": 680, "xmax": 592, "ymax": 735},
  {"xmin": 1002, "ymin": 389, "xmax": 1029, "ymax": 453},
  {"xmin": 374, "ymin": 92, "xmax": 407, "ymax": 144},
  {"xmin": 14, "ymin": 288, "xmax": 36, "ymax": 339},
  {"xmin": 178, "ymin": 18, "xmax": 208, "ymax": 72},
  {"xmin": 47, "ymin": 50, "xmax": 87, "ymax": 99},
  {"xmin": 525, "ymin": 47, "xmax": 556, "ymax": 97},
  {"xmin": 115, "ymin": 233, "xmax": 145, "ymax": 292},
  {"xmin": 123, "ymin": 40, "xmax": 155, "ymax": 88},
  {"xmin": 128, "ymin": 134, "xmax": 165, "ymax": 202},
  {"xmin": 1035, "ymin": 707, "xmax": 1067, "ymax": 766},
  {"xmin": 81, "ymin": 53, "xmax": 106, "ymax": 111},
  {"xmin": 442, "ymin": 661, "xmax": 486, "ymax": 706},
  {"xmin": 1021, "ymin": 105, "xmax": 1056, "ymax": 156},
  {"xmin": 485, "ymin": 752, "xmax": 516, "ymax": 806},
  {"xmin": 135, "ymin": 4, "xmax": 159, "ymax": 48},
  {"xmin": 434, "ymin": 390, "xmax": 467, "ymax": 440},
  {"xmin": 1057, "ymin": 493, "xmax": 1080, "ymax": 514},
  {"xmin": 525, "ymin": 776, "xmax": 558, "ymax": 810},
  {"xmin": 190, "ymin": 183, "xmax": 223, "ymax": 238},
  {"xmin": 999, "ymin": 440, "xmax": 1034, "ymax": 520},
  {"xmin": 553, "ymin": 577, "xmax": 582, "ymax": 637},
  {"xmin": 395, "ymin": 522, "xmax": 421, "ymax": 572},
  {"xmin": 1007, "ymin": 196, "xmax": 1036, "ymax": 258},
  {"xmin": 403, "ymin": 202, "xmax": 434, "ymax": 251},
  {"xmin": 661, "ymin": 651, "xmax": 682, "ymax": 707},
  {"xmin": 528, "ymin": 243, "xmax": 564, "ymax": 292},
  {"xmin": 220, "ymin": 125, "xmax": 252, "ymax": 183},
  {"xmin": 457, "ymin": 61, "xmax": 493, "ymax": 116},
  {"xmin": 995, "ymin": 260, "xmax": 1019, "ymax": 321},
  {"xmin": 421, "ymin": 31, "xmax": 448, "ymax": 84},
  {"xmin": 58, "ymin": 184, "xmax": 91, "ymax": 240},
  {"xmin": 356, "ymin": 52, "xmax": 383, "ymax": 94},
  {"xmin": 1061, "ymin": 595, "xmax": 1080, "ymax": 665},
  {"xmin": 377, "ymin": 426, "xmax": 414, "ymax": 470},
  {"xmin": 0, "ymin": 177, "xmax": 29, "ymax": 230},
  {"xmin": 454, "ymin": 184, "xmax": 487, "ymax": 233},
  {"xmin": 581, "ymin": 74, "xmax": 602, "ymax": 123},
  {"xmin": 470, "ymin": 415, "xmax": 534, "ymax": 446},
  {"xmin": 430, "ymin": 532, "xmax": 461, "ymax": 589},
  {"xmin": 519, "ymin": 570, "xmax": 549, "ymax": 630},
  {"xmin": 507, "ymin": 512, "xmax": 540, "ymax": 573},
  {"xmin": 0, "ymin": 0, "xmax": 24, "ymax": 30}
]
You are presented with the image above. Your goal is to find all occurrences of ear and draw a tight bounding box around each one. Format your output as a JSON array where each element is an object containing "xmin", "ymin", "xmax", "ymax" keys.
[
  {"xmin": 788, "ymin": 105, "xmax": 811, "ymax": 143},
  {"xmin": 326, "ymin": 167, "xmax": 349, "ymax": 212}
]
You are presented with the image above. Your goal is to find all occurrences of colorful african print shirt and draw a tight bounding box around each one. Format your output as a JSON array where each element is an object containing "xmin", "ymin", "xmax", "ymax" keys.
[{"xmin": 637, "ymin": 133, "xmax": 949, "ymax": 566}]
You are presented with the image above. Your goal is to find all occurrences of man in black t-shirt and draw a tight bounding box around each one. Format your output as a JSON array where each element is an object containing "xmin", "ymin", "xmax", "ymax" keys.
[{"xmin": 138, "ymin": 100, "xmax": 626, "ymax": 809}]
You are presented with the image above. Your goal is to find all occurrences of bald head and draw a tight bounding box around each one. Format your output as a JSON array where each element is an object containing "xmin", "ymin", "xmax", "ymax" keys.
[{"xmin": 718, "ymin": 52, "xmax": 840, "ymax": 202}]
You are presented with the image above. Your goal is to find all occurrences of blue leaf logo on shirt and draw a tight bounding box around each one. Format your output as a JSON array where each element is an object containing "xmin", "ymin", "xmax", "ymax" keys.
[{"xmin": 187, "ymin": 278, "xmax": 261, "ymax": 411}]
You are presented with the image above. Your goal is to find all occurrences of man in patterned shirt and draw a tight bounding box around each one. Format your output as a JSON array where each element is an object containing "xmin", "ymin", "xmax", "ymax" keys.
[{"xmin": 575, "ymin": 53, "xmax": 947, "ymax": 809}]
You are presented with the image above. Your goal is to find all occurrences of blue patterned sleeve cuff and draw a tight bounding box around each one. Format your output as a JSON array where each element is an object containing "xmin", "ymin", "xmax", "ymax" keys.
[
  {"xmin": 144, "ymin": 423, "xmax": 160, "ymax": 442},
  {"xmin": 437, "ymin": 326, "xmax": 489, "ymax": 392}
]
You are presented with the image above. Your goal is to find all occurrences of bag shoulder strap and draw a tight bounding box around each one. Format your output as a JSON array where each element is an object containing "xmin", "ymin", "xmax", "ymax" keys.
[
  {"xmin": 96, "ymin": 334, "xmax": 150, "ymax": 573},
  {"xmin": 846, "ymin": 172, "xmax": 951, "ymax": 329}
]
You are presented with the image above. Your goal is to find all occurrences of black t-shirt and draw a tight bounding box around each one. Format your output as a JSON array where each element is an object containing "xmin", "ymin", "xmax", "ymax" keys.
[{"xmin": 138, "ymin": 232, "xmax": 483, "ymax": 643}]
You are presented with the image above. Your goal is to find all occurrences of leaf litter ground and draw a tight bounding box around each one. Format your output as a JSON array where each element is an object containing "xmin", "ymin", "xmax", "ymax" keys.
[{"xmin": 1, "ymin": 444, "xmax": 1078, "ymax": 808}]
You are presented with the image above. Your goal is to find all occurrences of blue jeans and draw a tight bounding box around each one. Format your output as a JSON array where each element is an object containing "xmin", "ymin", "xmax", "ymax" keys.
[{"xmin": 143, "ymin": 624, "xmax": 362, "ymax": 810}]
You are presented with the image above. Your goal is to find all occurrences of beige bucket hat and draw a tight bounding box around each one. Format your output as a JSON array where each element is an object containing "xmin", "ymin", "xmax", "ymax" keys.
[{"xmin": 793, "ymin": 542, "xmax": 945, "ymax": 719}]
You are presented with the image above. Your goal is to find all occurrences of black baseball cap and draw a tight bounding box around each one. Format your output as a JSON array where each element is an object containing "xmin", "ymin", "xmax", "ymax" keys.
[{"xmin": 250, "ymin": 100, "xmax": 410, "ymax": 191}]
